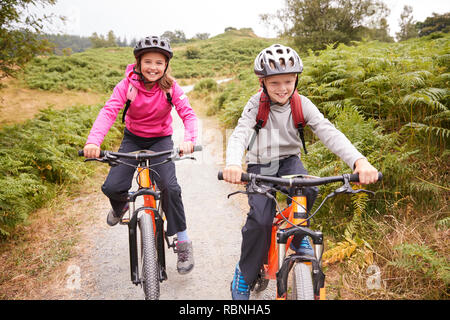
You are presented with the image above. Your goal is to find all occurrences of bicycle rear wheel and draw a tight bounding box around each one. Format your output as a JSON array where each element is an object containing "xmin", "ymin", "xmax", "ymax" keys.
[
  {"xmin": 292, "ymin": 262, "xmax": 314, "ymax": 300},
  {"xmin": 138, "ymin": 212, "xmax": 160, "ymax": 300}
]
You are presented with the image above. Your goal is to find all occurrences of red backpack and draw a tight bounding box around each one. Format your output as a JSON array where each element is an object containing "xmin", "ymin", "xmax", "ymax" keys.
[{"xmin": 247, "ymin": 90, "xmax": 307, "ymax": 154}]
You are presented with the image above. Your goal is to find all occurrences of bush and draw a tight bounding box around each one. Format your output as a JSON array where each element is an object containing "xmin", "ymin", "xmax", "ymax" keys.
[
  {"xmin": 0, "ymin": 105, "xmax": 124, "ymax": 236},
  {"xmin": 194, "ymin": 78, "xmax": 218, "ymax": 92}
]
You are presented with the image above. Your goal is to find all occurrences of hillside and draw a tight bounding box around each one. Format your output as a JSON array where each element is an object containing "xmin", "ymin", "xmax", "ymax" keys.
[{"xmin": 21, "ymin": 28, "xmax": 274, "ymax": 93}]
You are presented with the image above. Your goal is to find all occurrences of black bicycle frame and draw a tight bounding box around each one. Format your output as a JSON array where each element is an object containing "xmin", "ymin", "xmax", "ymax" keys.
[
  {"xmin": 276, "ymin": 225, "xmax": 325, "ymax": 298},
  {"xmin": 127, "ymin": 177, "xmax": 168, "ymax": 286}
]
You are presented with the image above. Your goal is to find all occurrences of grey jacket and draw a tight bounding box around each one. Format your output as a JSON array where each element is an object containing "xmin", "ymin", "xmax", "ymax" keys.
[{"xmin": 226, "ymin": 92, "xmax": 366, "ymax": 169}]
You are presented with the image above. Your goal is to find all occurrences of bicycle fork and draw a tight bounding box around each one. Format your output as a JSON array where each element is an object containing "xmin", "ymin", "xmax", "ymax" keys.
[
  {"xmin": 126, "ymin": 187, "xmax": 167, "ymax": 286},
  {"xmin": 276, "ymin": 227, "xmax": 326, "ymax": 300}
]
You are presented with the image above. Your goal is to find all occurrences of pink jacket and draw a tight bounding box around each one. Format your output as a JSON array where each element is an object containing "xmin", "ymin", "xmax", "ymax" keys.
[{"xmin": 86, "ymin": 64, "xmax": 198, "ymax": 146}]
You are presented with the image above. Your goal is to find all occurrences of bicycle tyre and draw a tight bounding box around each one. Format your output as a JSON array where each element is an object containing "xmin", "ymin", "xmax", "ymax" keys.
[
  {"xmin": 138, "ymin": 212, "xmax": 160, "ymax": 300},
  {"xmin": 292, "ymin": 262, "xmax": 314, "ymax": 300}
]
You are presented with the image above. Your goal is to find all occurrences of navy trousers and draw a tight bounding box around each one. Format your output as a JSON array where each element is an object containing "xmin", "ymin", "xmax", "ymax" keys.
[
  {"xmin": 101, "ymin": 128, "xmax": 186, "ymax": 236},
  {"xmin": 239, "ymin": 155, "xmax": 318, "ymax": 285}
]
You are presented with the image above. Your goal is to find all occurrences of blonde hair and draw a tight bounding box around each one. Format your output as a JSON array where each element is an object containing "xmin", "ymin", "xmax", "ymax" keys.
[{"xmin": 135, "ymin": 58, "xmax": 174, "ymax": 92}]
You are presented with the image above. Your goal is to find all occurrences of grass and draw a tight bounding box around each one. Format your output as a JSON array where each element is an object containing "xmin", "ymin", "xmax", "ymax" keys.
[{"xmin": 0, "ymin": 166, "xmax": 108, "ymax": 299}]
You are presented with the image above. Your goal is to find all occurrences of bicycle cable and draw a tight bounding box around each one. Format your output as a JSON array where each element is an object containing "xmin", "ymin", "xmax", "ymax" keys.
[{"xmin": 268, "ymin": 186, "xmax": 332, "ymax": 231}]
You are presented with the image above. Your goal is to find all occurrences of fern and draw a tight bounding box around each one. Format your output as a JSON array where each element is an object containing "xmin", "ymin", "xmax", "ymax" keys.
[
  {"xmin": 403, "ymin": 122, "xmax": 450, "ymax": 139},
  {"xmin": 0, "ymin": 105, "xmax": 124, "ymax": 236},
  {"xmin": 399, "ymin": 70, "xmax": 433, "ymax": 89},
  {"xmin": 391, "ymin": 243, "xmax": 450, "ymax": 285},
  {"xmin": 401, "ymin": 88, "xmax": 449, "ymax": 112},
  {"xmin": 436, "ymin": 217, "xmax": 450, "ymax": 230}
]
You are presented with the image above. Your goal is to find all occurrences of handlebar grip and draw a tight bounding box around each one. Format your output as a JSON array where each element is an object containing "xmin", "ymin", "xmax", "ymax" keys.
[
  {"xmin": 77, "ymin": 150, "xmax": 106, "ymax": 157},
  {"xmin": 217, "ymin": 171, "xmax": 250, "ymax": 182},
  {"xmin": 349, "ymin": 172, "xmax": 383, "ymax": 182}
]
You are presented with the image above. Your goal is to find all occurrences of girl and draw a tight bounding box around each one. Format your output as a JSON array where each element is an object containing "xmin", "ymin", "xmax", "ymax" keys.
[{"xmin": 83, "ymin": 36, "xmax": 198, "ymax": 275}]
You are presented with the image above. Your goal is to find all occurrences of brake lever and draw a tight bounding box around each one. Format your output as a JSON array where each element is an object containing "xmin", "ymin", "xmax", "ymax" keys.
[
  {"xmin": 227, "ymin": 190, "xmax": 247, "ymax": 198},
  {"xmin": 352, "ymin": 188, "xmax": 375, "ymax": 195},
  {"xmin": 332, "ymin": 175, "xmax": 375, "ymax": 196},
  {"xmin": 227, "ymin": 180, "xmax": 275, "ymax": 199},
  {"xmin": 84, "ymin": 158, "xmax": 110, "ymax": 164},
  {"xmin": 169, "ymin": 151, "xmax": 196, "ymax": 162}
]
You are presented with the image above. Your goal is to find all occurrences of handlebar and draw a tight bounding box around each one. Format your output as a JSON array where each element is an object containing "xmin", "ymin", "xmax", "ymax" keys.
[
  {"xmin": 78, "ymin": 145, "xmax": 202, "ymax": 161},
  {"xmin": 217, "ymin": 171, "xmax": 382, "ymax": 187}
]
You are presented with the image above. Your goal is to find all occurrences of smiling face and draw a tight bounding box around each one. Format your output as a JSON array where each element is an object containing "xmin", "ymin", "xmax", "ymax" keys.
[
  {"xmin": 138, "ymin": 51, "xmax": 168, "ymax": 83},
  {"xmin": 262, "ymin": 73, "xmax": 297, "ymax": 105}
]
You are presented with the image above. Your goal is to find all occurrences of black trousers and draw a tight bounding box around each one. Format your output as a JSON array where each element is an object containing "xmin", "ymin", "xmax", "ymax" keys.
[
  {"xmin": 101, "ymin": 128, "xmax": 186, "ymax": 236},
  {"xmin": 239, "ymin": 156, "xmax": 318, "ymax": 285}
]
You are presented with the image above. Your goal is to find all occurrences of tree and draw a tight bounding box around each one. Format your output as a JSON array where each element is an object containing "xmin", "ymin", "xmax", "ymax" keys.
[
  {"xmin": 161, "ymin": 30, "xmax": 187, "ymax": 43},
  {"xmin": 194, "ymin": 33, "xmax": 210, "ymax": 40},
  {"xmin": 106, "ymin": 30, "xmax": 118, "ymax": 47},
  {"xmin": 89, "ymin": 31, "xmax": 118, "ymax": 48},
  {"xmin": 396, "ymin": 5, "xmax": 418, "ymax": 41},
  {"xmin": 0, "ymin": 0, "xmax": 59, "ymax": 78},
  {"xmin": 416, "ymin": 12, "xmax": 450, "ymax": 37},
  {"xmin": 89, "ymin": 32, "xmax": 105, "ymax": 48},
  {"xmin": 260, "ymin": 0, "xmax": 390, "ymax": 52}
]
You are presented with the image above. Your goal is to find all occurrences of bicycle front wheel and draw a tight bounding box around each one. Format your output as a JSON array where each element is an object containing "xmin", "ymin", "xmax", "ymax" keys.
[
  {"xmin": 138, "ymin": 212, "xmax": 160, "ymax": 300},
  {"xmin": 292, "ymin": 262, "xmax": 314, "ymax": 300}
]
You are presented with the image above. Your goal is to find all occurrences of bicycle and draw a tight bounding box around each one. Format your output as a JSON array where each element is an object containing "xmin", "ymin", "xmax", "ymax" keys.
[
  {"xmin": 79, "ymin": 146, "xmax": 202, "ymax": 300},
  {"xmin": 218, "ymin": 171, "xmax": 382, "ymax": 300}
]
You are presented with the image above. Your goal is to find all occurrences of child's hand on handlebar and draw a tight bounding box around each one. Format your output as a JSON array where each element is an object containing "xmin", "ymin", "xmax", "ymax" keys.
[
  {"xmin": 178, "ymin": 141, "xmax": 194, "ymax": 156},
  {"xmin": 223, "ymin": 165, "xmax": 245, "ymax": 184},
  {"xmin": 83, "ymin": 144, "xmax": 101, "ymax": 158},
  {"xmin": 353, "ymin": 158, "xmax": 378, "ymax": 185}
]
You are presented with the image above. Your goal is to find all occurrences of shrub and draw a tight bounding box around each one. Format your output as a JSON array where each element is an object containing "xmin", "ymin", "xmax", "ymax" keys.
[{"xmin": 0, "ymin": 105, "xmax": 124, "ymax": 236}]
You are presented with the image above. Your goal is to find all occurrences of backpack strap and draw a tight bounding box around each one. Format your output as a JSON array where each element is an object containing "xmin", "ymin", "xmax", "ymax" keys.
[
  {"xmin": 122, "ymin": 85, "xmax": 174, "ymax": 123},
  {"xmin": 247, "ymin": 91, "xmax": 271, "ymax": 151},
  {"xmin": 290, "ymin": 91, "xmax": 308, "ymax": 154},
  {"xmin": 122, "ymin": 83, "xmax": 137, "ymax": 123},
  {"xmin": 166, "ymin": 88, "xmax": 174, "ymax": 108}
]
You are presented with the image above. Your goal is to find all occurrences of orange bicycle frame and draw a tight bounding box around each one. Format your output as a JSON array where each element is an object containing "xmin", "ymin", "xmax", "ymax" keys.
[
  {"xmin": 137, "ymin": 166, "xmax": 157, "ymax": 233},
  {"xmin": 266, "ymin": 194, "xmax": 308, "ymax": 280},
  {"xmin": 265, "ymin": 193, "xmax": 326, "ymax": 300}
]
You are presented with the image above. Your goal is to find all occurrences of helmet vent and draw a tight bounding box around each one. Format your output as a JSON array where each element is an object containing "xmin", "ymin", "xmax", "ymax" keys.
[{"xmin": 289, "ymin": 57, "xmax": 295, "ymax": 67}]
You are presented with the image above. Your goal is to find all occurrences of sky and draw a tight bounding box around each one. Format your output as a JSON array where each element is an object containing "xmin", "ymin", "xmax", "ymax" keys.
[{"xmin": 34, "ymin": 0, "xmax": 450, "ymax": 41}]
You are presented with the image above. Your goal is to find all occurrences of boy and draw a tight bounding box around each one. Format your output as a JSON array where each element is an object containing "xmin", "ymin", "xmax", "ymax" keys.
[{"xmin": 222, "ymin": 44, "xmax": 378, "ymax": 300}]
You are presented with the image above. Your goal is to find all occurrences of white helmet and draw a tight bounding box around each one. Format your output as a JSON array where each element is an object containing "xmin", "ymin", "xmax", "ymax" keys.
[{"xmin": 254, "ymin": 44, "xmax": 303, "ymax": 78}]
